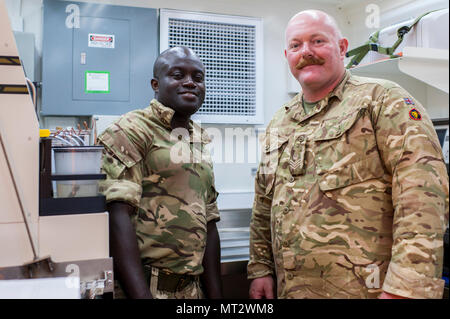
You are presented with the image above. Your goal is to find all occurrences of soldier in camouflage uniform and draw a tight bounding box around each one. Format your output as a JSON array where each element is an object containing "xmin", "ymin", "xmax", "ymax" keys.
[
  {"xmin": 98, "ymin": 47, "xmax": 222, "ymax": 299},
  {"xmin": 248, "ymin": 10, "xmax": 449, "ymax": 299}
]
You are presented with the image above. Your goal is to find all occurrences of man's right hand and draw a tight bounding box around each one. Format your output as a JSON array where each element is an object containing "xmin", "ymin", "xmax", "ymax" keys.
[{"xmin": 249, "ymin": 275, "xmax": 275, "ymax": 299}]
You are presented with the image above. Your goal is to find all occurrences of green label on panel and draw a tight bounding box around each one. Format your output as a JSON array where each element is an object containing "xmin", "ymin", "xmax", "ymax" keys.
[{"xmin": 85, "ymin": 71, "xmax": 110, "ymax": 93}]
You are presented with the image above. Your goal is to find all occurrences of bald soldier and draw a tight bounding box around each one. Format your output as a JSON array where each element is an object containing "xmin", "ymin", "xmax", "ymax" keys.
[
  {"xmin": 98, "ymin": 47, "xmax": 222, "ymax": 299},
  {"xmin": 248, "ymin": 10, "xmax": 449, "ymax": 299}
]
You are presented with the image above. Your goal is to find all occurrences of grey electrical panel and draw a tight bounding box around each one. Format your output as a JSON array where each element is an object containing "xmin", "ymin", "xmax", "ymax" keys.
[{"xmin": 42, "ymin": 0, "xmax": 158, "ymax": 116}]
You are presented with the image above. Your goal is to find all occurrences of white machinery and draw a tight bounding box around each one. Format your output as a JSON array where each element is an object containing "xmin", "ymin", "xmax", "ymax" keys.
[{"xmin": 0, "ymin": 0, "xmax": 112, "ymax": 298}]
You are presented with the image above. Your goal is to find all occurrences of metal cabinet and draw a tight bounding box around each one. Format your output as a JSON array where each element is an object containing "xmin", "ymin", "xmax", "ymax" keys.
[{"xmin": 42, "ymin": 0, "xmax": 158, "ymax": 116}]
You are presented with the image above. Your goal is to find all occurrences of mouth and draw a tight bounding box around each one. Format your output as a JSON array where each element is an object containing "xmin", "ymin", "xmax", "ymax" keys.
[
  {"xmin": 299, "ymin": 64, "xmax": 320, "ymax": 70},
  {"xmin": 179, "ymin": 91, "xmax": 198, "ymax": 97}
]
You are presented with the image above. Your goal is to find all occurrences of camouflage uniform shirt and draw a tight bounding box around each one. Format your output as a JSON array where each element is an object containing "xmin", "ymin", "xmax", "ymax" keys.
[
  {"xmin": 98, "ymin": 99, "xmax": 220, "ymax": 276},
  {"xmin": 248, "ymin": 70, "xmax": 449, "ymax": 299}
]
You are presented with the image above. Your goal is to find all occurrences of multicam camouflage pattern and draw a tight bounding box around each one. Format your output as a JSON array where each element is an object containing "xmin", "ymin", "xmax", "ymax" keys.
[
  {"xmin": 248, "ymin": 70, "xmax": 449, "ymax": 299},
  {"xmin": 98, "ymin": 99, "xmax": 220, "ymax": 280}
]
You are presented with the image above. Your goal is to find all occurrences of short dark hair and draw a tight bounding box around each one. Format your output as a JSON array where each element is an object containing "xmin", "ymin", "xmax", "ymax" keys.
[{"xmin": 153, "ymin": 46, "xmax": 201, "ymax": 78}]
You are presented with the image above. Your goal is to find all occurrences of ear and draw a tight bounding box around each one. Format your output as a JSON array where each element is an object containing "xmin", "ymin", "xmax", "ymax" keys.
[
  {"xmin": 151, "ymin": 78, "xmax": 159, "ymax": 92},
  {"xmin": 284, "ymin": 49, "xmax": 287, "ymax": 59},
  {"xmin": 339, "ymin": 38, "xmax": 349, "ymax": 60}
]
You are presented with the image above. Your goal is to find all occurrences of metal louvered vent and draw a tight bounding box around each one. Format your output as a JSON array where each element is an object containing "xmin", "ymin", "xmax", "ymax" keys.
[{"xmin": 160, "ymin": 9, "xmax": 264, "ymax": 124}]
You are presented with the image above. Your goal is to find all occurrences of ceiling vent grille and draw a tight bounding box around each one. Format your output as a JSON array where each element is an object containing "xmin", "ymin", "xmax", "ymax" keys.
[{"xmin": 160, "ymin": 9, "xmax": 264, "ymax": 124}]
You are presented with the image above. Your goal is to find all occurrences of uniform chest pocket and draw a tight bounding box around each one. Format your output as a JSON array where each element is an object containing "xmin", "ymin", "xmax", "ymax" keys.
[
  {"xmin": 289, "ymin": 134, "xmax": 307, "ymax": 176},
  {"xmin": 312, "ymin": 106, "xmax": 384, "ymax": 191},
  {"xmin": 260, "ymin": 135, "xmax": 289, "ymax": 196}
]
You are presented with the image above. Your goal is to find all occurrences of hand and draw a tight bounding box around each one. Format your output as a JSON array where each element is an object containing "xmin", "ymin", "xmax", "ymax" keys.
[
  {"xmin": 249, "ymin": 275, "xmax": 275, "ymax": 299},
  {"xmin": 378, "ymin": 291, "xmax": 410, "ymax": 299}
]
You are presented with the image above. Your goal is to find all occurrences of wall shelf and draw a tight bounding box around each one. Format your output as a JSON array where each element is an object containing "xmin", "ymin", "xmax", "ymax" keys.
[
  {"xmin": 350, "ymin": 46, "xmax": 449, "ymax": 120},
  {"xmin": 351, "ymin": 47, "xmax": 449, "ymax": 93}
]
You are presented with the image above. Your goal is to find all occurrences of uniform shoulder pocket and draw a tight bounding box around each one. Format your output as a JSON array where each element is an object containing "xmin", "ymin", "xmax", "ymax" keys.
[{"xmin": 98, "ymin": 126, "xmax": 143, "ymax": 169}]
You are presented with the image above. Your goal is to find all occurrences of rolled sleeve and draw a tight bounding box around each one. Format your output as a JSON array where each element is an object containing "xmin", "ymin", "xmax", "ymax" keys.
[
  {"xmin": 206, "ymin": 201, "xmax": 220, "ymax": 223},
  {"xmin": 100, "ymin": 178, "xmax": 142, "ymax": 209},
  {"xmin": 383, "ymin": 262, "xmax": 446, "ymax": 299},
  {"xmin": 205, "ymin": 168, "xmax": 220, "ymax": 223}
]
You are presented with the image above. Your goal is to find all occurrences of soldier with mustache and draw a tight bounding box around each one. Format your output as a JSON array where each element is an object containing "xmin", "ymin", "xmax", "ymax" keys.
[{"xmin": 247, "ymin": 10, "xmax": 448, "ymax": 299}]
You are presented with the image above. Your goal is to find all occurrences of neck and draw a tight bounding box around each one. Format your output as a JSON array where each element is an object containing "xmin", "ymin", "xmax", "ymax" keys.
[
  {"xmin": 170, "ymin": 113, "xmax": 191, "ymax": 130},
  {"xmin": 302, "ymin": 70, "xmax": 345, "ymax": 103}
]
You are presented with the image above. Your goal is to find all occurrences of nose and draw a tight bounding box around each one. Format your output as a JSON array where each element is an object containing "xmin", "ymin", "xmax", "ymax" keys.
[
  {"xmin": 183, "ymin": 75, "xmax": 196, "ymax": 88},
  {"xmin": 299, "ymin": 42, "xmax": 313, "ymax": 58}
]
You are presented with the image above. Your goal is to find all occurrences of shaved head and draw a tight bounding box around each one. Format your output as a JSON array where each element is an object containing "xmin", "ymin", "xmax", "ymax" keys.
[
  {"xmin": 153, "ymin": 46, "xmax": 203, "ymax": 78},
  {"xmin": 284, "ymin": 9, "xmax": 348, "ymax": 101},
  {"xmin": 150, "ymin": 46, "xmax": 206, "ymax": 119},
  {"xmin": 285, "ymin": 10, "xmax": 343, "ymax": 46}
]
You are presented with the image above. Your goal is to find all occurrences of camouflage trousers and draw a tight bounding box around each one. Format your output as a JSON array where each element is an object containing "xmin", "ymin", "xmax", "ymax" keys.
[{"xmin": 114, "ymin": 266, "xmax": 204, "ymax": 299}]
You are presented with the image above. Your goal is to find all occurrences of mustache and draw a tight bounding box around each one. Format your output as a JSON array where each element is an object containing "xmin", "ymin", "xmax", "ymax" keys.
[{"xmin": 295, "ymin": 56, "xmax": 326, "ymax": 69}]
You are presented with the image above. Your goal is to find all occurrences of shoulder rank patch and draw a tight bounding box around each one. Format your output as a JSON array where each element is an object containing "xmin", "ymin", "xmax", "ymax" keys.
[
  {"xmin": 404, "ymin": 97, "xmax": 415, "ymax": 105},
  {"xmin": 409, "ymin": 108, "xmax": 422, "ymax": 121}
]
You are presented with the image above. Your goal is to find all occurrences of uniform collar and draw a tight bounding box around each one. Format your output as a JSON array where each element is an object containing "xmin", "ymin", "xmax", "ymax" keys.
[
  {"xmin": 286, "ymin": 70, "xmax": 351, "ymax": 122},
  {"xmin": 151, "ymin": 99, "xmax": 176, "ymax": 128},
  {"xmin": 150, "ymin": 99, "xmax": 211, "ymax": 144}
]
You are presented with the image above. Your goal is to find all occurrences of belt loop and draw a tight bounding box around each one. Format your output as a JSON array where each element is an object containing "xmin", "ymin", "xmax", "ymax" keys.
[{"xmin": 150, "ymin": 266, "xmax": 159, "ymax": 296}]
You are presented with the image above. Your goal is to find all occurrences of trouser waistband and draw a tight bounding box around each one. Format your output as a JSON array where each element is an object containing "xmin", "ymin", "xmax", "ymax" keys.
[{"xmin": 143, "ymin": 265, "xmax": 197, "ymax": 293}]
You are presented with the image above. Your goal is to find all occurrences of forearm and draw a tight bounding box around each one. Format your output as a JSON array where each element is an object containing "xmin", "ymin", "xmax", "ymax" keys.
[
  {"xmin": 200, "ymin": 221, "xmax": 223, "ymax": 299},
  {"xmin": 108, "ymin": 202, "xmax": 152, "ymax": 299},
  {"xmin": 248, "ymin": 193, "xmax": 275, "ymax": 279}
]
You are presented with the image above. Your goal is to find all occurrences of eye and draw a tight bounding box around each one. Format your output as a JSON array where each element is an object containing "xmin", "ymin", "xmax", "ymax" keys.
[
  {"xmin": 289, "ymin": 42, "xmax": 300, "ymax": 50},
  {"xmin": 313, "ymin": 39, "xmax": 324, "ymax": 45},
  {"xmin": 172, "ymin": 71, "xmax": 183, "ymax": 79},
  {"xmin": 194, "ymin": 73, "xmax": 204, "ymax": 82}
]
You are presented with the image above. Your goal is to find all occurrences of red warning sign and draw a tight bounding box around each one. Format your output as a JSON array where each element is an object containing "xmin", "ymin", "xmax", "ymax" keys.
[{"xmin": 88, "ymin": 33, "xmax": 115, "ymax": 49}]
